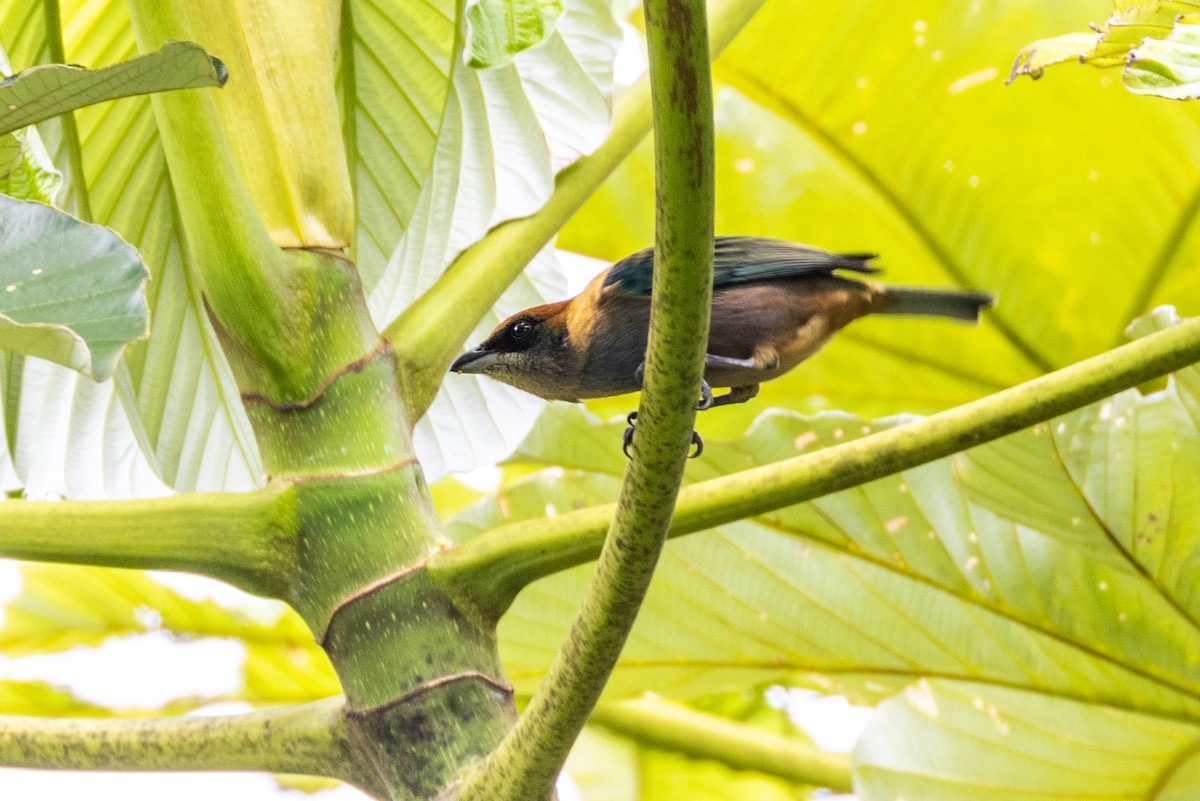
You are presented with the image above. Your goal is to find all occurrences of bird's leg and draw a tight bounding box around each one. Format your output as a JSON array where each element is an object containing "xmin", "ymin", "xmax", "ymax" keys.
[
  {"xmin": 707, "ymin": 383, "xmax": 760, "ymax": 408},
  {"xmin": 702, "ymin": 348, "xmax": 777, "ymax": 407},
  {"xmin": 638, "ymin": 359, "xmax": 717, "ymax": 410},
  {"xmin": 622, "ymin": 412, "xmax": 704, "ymax": 459}
]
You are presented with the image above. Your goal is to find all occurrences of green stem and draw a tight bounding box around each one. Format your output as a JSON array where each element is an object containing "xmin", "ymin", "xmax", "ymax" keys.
[
  {"xmin": 41, "ymin": 0, "xmax": 92, "ymax": 221},
  {"xmin": 432, "ymin": 314, "xmax": 1200, "ymax": 611},
  {"xmin": 0, "ymin": 697, "xmax": 387, "ymax": 798},
  {"xmin": 0, "ymin": 483, "xmax": 296, "ymax": 599},
  {"xmin": 456, "ymin": 2, "xmax": 715, "ymax": 799},
  {"xmin": 384, "ymin": 0, "xmax": 769, "ymax": 423},
  {"xmin": 591, "ymin": 697, "xmax": 853, "ymax": 792},
  {"xmin": 124, "ymin": 0, "xmax": 298, "ymax": 381}
]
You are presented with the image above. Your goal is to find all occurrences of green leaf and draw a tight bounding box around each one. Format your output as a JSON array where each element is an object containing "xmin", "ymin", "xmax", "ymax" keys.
[
  {"xmin": 183, "ymin": 4, "xmax": 348, "ymax": 248},
  {"xmin": 562, "ymin": 0, "xmax": 1200, "ymax": 438},
  {"xmin": 0, "ymin": 3, "xmax": 263, "ymax": 498},
  {"xmin": 0, "ymin": 40, "xmax": 226, "ymax": 135},
  {"xmin": 480, "ymin": 309, "xmax": 1200, "ymax": 796},
  {"xmin": 0, "ymin": 564, "xmax": 314, "ymax": 658},
  {"xmin": 464, "ymin": 0, "xmax": 563, "ymax": 69},
  {"xmin": 855, "ymin": 680, "xmax": 1200, "ymax": 801},
  {"xmin": 1007, "ymin": 31, "xmax": 1109, "ymax": 80},
  {"xmin": 0, "ymin": 564, "xmax": 340, "ymax": 708},
  {"xmin": 341, "ymin": 0, "xmax": 457, "ymax": 286},
  {"xmin": 469, "ymin": 308, "xmax": 1200, "ymax": 791},
  {"xmin": 362, "ymin": 0, "xmax": 620, "ymax": 479},
  {"xmin": 0, "ymin": 679, "xmax": 114, "ymax": 717},
  {"xmin": 0, "ymin": 195, "xmax": 147, "ymax": 380},
  {"xmin": 1010, "ymin": 1, "xmax": 1200, "ymax": 85},
  {"xmin": 1127, "ymin": 22, "xmax": 1200, "ymax": 98},
  {"xmin": 0, "ymin": 127, "xmax": 61, "ymax": 204},
  {"xmin": 0, "ymin": 133, "xmax": 17, "ymax": 176}
]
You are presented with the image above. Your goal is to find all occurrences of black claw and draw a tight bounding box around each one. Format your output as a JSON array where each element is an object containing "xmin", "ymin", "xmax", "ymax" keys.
[{"xmin": 622, "ymin": 411, "xmax": 704, "ymax": 460}]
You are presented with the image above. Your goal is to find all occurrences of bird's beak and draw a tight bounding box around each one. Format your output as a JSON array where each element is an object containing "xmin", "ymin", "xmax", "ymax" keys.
[{"xmin": 450, "ymin": 347, "xmax": 500, "ymax": 374}]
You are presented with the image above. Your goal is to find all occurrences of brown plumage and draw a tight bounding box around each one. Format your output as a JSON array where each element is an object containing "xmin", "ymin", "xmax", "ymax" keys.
[{"xmin": 450, "ymin": 236, "xmax": 993, "ymax": 409}]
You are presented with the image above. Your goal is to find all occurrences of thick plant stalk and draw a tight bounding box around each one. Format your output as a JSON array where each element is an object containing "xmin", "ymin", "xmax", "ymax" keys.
[
  {"xmin": 385, "ymin": 0, "xmax": 769, "ymax": 423},
  {"xmin": 0, "ymin": 698, "xmax": 387, "ymax": 797},
  {"xmin": 125, "ymin": 1, "xmax": 300, "ymax": 383},
  {"xmin": 430, "ymin": 313, "xmax": 1200, "ymax": 611},
  {"xmin": 0, "ymin": 483, "xmax": 297, "ymax": 598},
  {"xmin": 122, "ymin": 2, "xmax": 522, "ymax": 797},
  {"xmin": 455, "ymin": 1, "xmax": 715, "ymax": 798}
]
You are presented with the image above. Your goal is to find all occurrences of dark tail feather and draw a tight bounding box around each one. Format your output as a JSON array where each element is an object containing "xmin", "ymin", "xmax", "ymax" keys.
[{"xmin": 878, "ymin": 286, "xmax": 995, "ymax": 322}]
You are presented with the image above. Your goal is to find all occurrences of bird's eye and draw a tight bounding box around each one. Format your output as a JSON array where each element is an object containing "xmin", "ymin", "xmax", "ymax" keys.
[{"xmin": 509, "ymin": 319, "xmax": 534, "ymax": 340}]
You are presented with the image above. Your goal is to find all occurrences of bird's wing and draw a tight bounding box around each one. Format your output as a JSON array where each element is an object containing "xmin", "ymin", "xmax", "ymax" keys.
[{"xmin": 602, "ymin": 236, "xmax": 880, "ymax": 297}]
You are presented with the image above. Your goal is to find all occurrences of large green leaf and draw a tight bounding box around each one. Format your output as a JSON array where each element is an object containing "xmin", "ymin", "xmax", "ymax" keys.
[
  {"xmin": 181, "ymin": 1, "xmax": 349, "ymax": 248},
  {"xmin": 362, "ymin": 0, "xmax": 620, "ymax": 479},
  {"xmin": 0, "ymin": 0, "xmax": 621, "ymax": 496},
  {"xmin": 0, "ymin": 564, "xmax": 339, "ymax": 707},
  {"xmin": 0, "ymin": 40, "xmax": 226, "ymax": 134},
  {"xmin": 0, "ymin": 2, "xmax": 262, "ymax": 498},
  {"xmin": 341, "ymin": 0, "xmax": 456, "ymax": 288},
  {"xmin": 855, "ymin": 680, "xmax": 1200, "ymax": 801},
  {"xmin": 456, "ymin": 306, "xmax": 1200, "ymax": 794},
  {"xmin": 0, "ymin": 195, "xmax": 147, "ymax": 380},
  {"xmin": 561, "ymin": 0, "xmax": 1200, "ymax": 438},
  {"xmin": 0, "ymin": 564, "xmax": 308, "ymax": 656}
]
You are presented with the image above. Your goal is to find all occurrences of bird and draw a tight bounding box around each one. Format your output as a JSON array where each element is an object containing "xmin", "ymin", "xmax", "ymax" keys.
[{"xmin": 450, "ymin": 236, "xmax": 994, "ymax": 457}]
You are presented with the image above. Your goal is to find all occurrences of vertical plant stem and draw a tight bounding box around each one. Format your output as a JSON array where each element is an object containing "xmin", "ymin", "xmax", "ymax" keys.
[
  {"xmin": 42, "ymin": 0, "xmax": 92, "ymax": 221},
  {"xmin": 455, "ymin": 1, "xmax": 716, "ymax": 798},
  {"xmin": 124, "ymin": 0, "xmax": 298, "ymax": 379}
]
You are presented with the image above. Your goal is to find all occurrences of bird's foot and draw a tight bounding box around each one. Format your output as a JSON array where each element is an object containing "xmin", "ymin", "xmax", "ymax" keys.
[
  {"xmin": 622, "ymin": 411, "xmax": 637, "ymax": 458},
  {"xmin": 623, "ymin": 411, "xmax": 703, "ymax": 459}
]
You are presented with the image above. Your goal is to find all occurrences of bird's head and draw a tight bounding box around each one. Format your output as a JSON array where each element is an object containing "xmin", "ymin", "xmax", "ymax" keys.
[{"xmin": 449, "ymin": 302, "xmax": 577, "ymax": 400}]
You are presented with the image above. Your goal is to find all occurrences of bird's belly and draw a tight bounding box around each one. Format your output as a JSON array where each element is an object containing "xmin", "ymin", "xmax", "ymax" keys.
[{"xmin": 704, "ymin": 314, "xmax": 836, "ymax": 388}]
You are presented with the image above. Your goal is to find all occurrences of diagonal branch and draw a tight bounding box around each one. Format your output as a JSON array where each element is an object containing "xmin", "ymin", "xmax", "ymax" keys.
[
  {"xmin": 384, "ymin": 0, "xmax": 770, "ymax": 423},
  {"xmin": 430, "ymin": 314, "xmax": 1200, "ymax": 613},
  {"xmin": 0, "ymin": 697, "xmax": 387, "ymax": 798},
  {"xmin": 0, "ymin": 482, "xmax": 297, "ymax": 599},
  {"xmin": 454, "ymin": 1, "xmax": 716, "ymax": 798},
  {"xmin": 591, "ymin": 697, "xmax": 853, "ymax": 792}
]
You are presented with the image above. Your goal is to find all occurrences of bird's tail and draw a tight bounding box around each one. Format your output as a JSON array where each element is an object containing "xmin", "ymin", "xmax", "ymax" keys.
[{"xmin": 875, "ymin": 285, "xmax": 995, "ymax": 322}]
